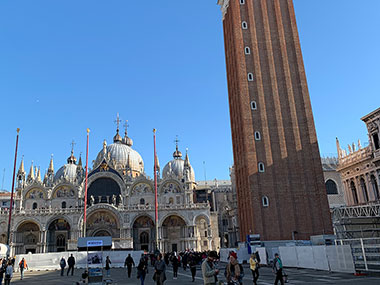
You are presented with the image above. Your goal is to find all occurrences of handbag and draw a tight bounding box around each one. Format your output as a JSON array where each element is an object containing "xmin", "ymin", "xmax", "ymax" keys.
[{"xmin": 282, "ymin": 270, "xmax": 289, "ymax": 283}]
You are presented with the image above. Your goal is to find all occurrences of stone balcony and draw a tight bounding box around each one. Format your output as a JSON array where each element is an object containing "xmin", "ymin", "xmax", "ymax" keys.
[
  {"xmin": 0, "ymin": 202, "xmax": 210, "ymax": 216},
  {"xmin": 339, "ymin": 147, "xmax": 372, "ymax": 169}
]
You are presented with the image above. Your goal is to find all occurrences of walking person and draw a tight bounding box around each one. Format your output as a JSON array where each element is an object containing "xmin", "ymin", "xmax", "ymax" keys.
[
  {"xmin": 225, "ymin": 251, "xmax": 241, "ymax": 285},
  {"xmin": 171, "ymin": 252, "xmax": 179, "ymax": 279},
  {"xmin": 201, "ymin": 251, "xmax": 219, "ymax": 285},
  {"xmin": 137, "ymin": 253, "xmax": 148, "ymax": 285},
  {"xmin": 18, "ymin": 258, "xmax": 28, "ymax": 280},
  {"xmin": 249, "ymin": 253, "xmax": 259, "ymax": 285},
  {"xmin": 273, "ymin": 253, "xmax": 284, "ymax": 285},
  {"xmin": 67, "ymin": 254, "xmax": 75, "ymax": 276},
  {"xmin": 105, "ymin": 256, "xmax": 112, "ymax": 277},
  {"xmin": 153, "ymin": 253, "xmax": 166, "ymax": 285},
  {"xmin": 189, "ymin": 253, "xmax": 197, "ymax": 282},
  {"xmin": 59, "ymin": 257, "xmax": 66, "ymax": 276},
  {"xmin": 0, "ymin": 259, "xmax": 6, "ymax": 285},
  {"xmin": 4, "ymin": 261, "xmax": 13, "ymax": 285},
  {"xmin": 124, "ymin": 253, "xmax": 135, "ymax": 278}
]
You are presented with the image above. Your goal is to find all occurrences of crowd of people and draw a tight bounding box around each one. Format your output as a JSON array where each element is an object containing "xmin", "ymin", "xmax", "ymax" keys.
[{"xmin": 0, "ymin": 250, "xmax": 286, "ymax": 285}]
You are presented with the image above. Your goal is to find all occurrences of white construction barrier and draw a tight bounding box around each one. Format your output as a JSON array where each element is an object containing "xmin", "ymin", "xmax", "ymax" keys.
[
  {"xmin": 279, "ymin": 245, "xmax": 355, "ymax": 273},
  {"xmin": 14, "ymin": 250, "xmax": 144, "ymax": 271}
]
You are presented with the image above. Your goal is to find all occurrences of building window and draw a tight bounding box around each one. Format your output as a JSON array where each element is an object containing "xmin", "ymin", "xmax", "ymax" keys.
[
  {"xmin": 370, "ymin": 175, "xmax": 379, "ymax": 200},
  {"xmin": 62, "ymin": 201, "xmax": 66, "ymax": 209},
  {"xmin": 262, "ymin": 196, "xmax": 269, "ymax": 207},
  {"xmin": 204, "ymin": 231, "xmax": 208, "ymax": 237},
  {"xmin": 140, "ymin": 198, "xmax": 145, "ymax": 205},
  {"xmin": 240, "ymin": 0, "xmax": 245, "ymax": 4},
  {"xmin": 32, "ymin": 202, "xmax": 37, "ymax": 210},
  {"xmin": 254, "ymin": 131, "xmax": 261, "ymax": 141},
  {"xmin": 350, "ymin": 181, "xmax": 359, "ymax": 204},
  {"xmin": 251, "ymin": 101, "xmax": 257, "ymax": 110},
  {"xmin": 325, "ymin": 179, "xmax": 338, "ymax": 195},
  {"xmin": 203, "ymin": 240, "xmax": 208, "ymax": 246},
  {"xmin": 176, "ymin": 196, "xmax": 181, "ymax": 204},
  {"xmin": 373, "ymin": 133, "xmax": 380, "ymax": 150},
  {"xmin": 169, "ymin": 197, "xmax": 174, "ymax": 204},
  {"xmin": 248, "ymin": 73, "xmax": 254, "ymax": 81},
  {"xmin": 56, "ymin": 234, "xmax": 65, "ymax": 247},
  {"xmin": 245, "ymin": 47, "xmax": 251, "ymax": 54},
  {"xmin": 258, "ymin": 162, "xmax": 265, "ymax": 172},
  {"xmin": 242, "ymin": 21, "xmax": 248, "ymax": 29},
  {"xmin": 360, "ymin": 178, "xmax": 369, "ymax": 202},
  {"xmin": 140, "ymin": 232, "xmax": 149, "ymax": 244}
]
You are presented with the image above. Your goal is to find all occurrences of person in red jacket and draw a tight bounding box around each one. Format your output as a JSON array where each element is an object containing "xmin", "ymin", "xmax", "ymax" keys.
[{"xmin": 19, "ymin": 258, "xmax": 28, "ymax": 280}]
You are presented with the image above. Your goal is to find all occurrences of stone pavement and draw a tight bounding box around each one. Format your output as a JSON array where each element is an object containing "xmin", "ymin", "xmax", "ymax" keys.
[{"xmin": 7, "ymin": 264, "xmax": 380, "ymax": 284}]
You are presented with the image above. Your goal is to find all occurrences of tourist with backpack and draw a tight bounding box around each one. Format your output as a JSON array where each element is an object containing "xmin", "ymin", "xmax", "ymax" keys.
[
  {"xmin": 273, "ymin": 253, "xmax": 284, "ymax": 285},
  {"xmin": 59, "ymin": 257, "xmax": 66, "ymax": 276},
  {"xmin": 4, "ymin": 261, "xmax": 13, "ymax": 285},
  {"xmin": 18, "ymin": 258, "xmax": 28, "ymax": 280}
]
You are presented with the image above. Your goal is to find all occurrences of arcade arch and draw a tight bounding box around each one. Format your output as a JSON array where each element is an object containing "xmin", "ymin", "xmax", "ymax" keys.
[
  {"xmin": 86, "ymin": 210, "xmax": 120, "ymax": 238},
  {"xmin": 161, "ymin": 215, "xmax": 187, "ymax": 252},
  {"xmin": 47, "ymin": 218, "xmax": 71, "ymax": 252},
  {"xmin": 15, "ymin": 221, "xmax": 41, "ymax": 254},
  {"xmin": 133, "ymin": 215, "xmax": 155, "ymax": 251}
]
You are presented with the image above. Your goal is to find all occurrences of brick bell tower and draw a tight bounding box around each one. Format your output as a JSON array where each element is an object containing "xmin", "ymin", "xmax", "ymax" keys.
[{"xmin": 217, "ymin": 0, "xmax": 333, "ymax": 241}]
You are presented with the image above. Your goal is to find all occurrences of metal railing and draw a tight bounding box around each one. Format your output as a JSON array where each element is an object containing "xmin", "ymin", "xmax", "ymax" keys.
[{"xmin": 336, "ymin": 238, "xmax": 380, "ymax": 272}]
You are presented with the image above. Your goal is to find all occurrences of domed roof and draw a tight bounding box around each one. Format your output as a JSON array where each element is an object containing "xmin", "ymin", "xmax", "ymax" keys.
[
  {"xmin": 55, "ymin": 151, "xmax": 80, "ymax": 182},
  {"xmin": 162, "ymin": 147, "xmax": 195, "ymax": 182},
  {"xmin": 95, "ymin": 134, "xmax": 144, "ymax": 173},
  {"xmin": 55, "ymin": 163, "xmax": 79, "ymax": 182}
]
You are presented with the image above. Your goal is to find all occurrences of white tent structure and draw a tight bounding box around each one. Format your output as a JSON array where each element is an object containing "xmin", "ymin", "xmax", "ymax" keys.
[{"xmin": 0, "ymin": 243, "xmax": 9, "ymax": 258}]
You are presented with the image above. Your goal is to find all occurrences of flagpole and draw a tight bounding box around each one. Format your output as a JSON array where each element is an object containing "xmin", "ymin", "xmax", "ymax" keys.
[
  {"xmin": 153, "ymin": 129, "xmax": 159, "ymax": 252},
  {"xmin": 83, "ymin": 128, "xmax": 90, "ymax": 237},
  {"xmin": 6, "ymin": 128, "xmax": 20, "ymax": 257}
]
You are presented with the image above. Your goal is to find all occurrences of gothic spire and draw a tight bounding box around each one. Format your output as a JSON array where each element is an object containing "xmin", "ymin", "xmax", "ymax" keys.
[
  {"xmin": 18, "ymin": 156, "xmax": 25, "ymax": 174},
  {"xmin": 48, "ymin": 154, "xmax": 54, "ymax": 173},
  {"xmin": 184, "ymin": 148, "xmax": 190, "ymax": 167},
  {"xmin": 36, "ymin": 167, "xmax": 42, "ymax": 182},
  {"xmin": 28, "ymin": 161, "xmax": 35, "ymax": 180},
  {"xmin": 78, "ymin": 153, "xmax": 83, "ymax": 167}
]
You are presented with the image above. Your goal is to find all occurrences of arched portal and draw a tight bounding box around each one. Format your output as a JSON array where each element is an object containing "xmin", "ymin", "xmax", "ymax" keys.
[
  {"xmin": 15, "ymin": 221, "xmax": 41, "ymax": 254},
  {"xmin": 86, "ymin": 210, "xmax": 120, "ymax": 238},
  {"xmin": 47, "ymin": 218, "xmax": 71, "ymax": 252},
  {"xmin": 195, "ymin": 216, "xmax": 210, "ymax": 252},
  {"xmin": 133, "ymin": 216, "xmax": 154, "ymax": 251},
  {"xmin": 162, "ymin": 215, "xmax": 187, "ymax": 252},
  {"xmin": 87, "ymin": 178, "xmax": 121, "ymax": 205}
]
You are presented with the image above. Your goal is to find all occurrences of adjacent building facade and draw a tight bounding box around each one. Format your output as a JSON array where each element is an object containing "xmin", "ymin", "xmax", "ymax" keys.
[
  {"xmin": 321, "ymin": 157, "xmax": 345, "ymax": 208},
  {"xmin": 217, "ymin": 0, "xmax": 332, "ymax": 241},
  {"xmin": 0, "ymin": 123, "xmax": 220, "ymax": 254},
  {"xmin": 334, "ymin": 107, "xmax": 380, "ymax": 239}
]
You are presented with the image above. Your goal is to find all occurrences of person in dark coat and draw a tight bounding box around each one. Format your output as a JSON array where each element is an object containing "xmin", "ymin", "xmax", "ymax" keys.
[
  {"xmin": 59, "ymin": 257, "xmax": 66, "ymax": 276},
  {"xmin": 171, "ymin": 253, "xmax": 179, "ymax": 279},
  {"xmin": 105, "ymin": 256, "xmax": 112, "ymax": 277},
  {"xmin": 124, "ymin": 254, "xmax": 135, "ymax": 278},
  {"xmin": 137, "ymin": 254, "xmax": 148, "ymax": 285},
  {"xmin": 154, "ymin": 253, "xmax": 166, "ymax": 285},
  {"xmin": 67, "ymin": 254, "xmax": 75, "ymax": 276},
  {"xmin": 189, "ymin": 254, "xmax": 197, "ymax": 282}
]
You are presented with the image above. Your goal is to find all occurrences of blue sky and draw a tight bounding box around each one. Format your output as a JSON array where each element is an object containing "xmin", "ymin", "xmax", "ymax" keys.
[{"xmin": 0, "ymin": 0, "xmax": 379, "ymax": 191}]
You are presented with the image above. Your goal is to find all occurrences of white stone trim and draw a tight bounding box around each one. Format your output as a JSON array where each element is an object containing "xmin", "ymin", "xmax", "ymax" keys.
[{"xmin": 217, "ymin": 0, "xmax": 230, "ymax": 19}]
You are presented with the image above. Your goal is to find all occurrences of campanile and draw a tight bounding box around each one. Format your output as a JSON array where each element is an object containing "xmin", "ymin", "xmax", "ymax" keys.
[{"xmin": 217, "ymin": 0, "xmax": 333, "ymax": 240}]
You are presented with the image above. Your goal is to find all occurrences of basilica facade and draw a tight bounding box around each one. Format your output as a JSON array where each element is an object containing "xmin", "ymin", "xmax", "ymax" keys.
[{"xmin": 0, "ymin": 125, "xmax": 219, "ymax": 254}]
